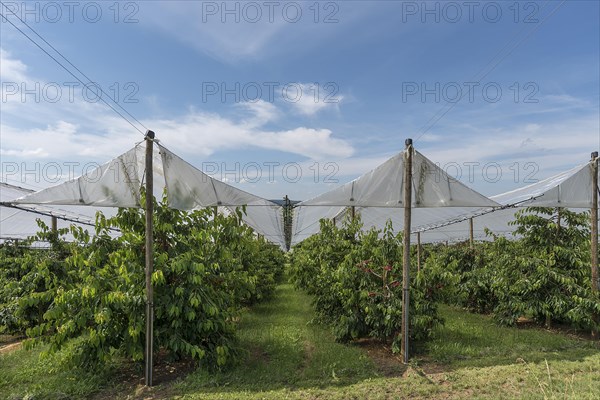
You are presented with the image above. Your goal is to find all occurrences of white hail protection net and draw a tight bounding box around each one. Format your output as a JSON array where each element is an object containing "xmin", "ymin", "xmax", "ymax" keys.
[
  {"xmin": 8, "ymin": 142, "xmax": 286, "ymax": 249},
  {"xmin": 8, "ymin": 145, "xmax": 164, "ymax": 208},
  {"xmin": 292, "ymin": 148, "xmax": 500, "ymax": 246},
  {"xmin": 292, "ymin": 152, "xmax": 598, "ymax": 246},
  {"xmin": 417, "ymin": 161, "xmax": 599, "ymax": 244},
  {"xmin": 159, "ymin": 144, "xmax": 285, "ymax": 249},
  {"xmin": 0, "ymin": 182, "xmax": 118, "ymax": 244},
  {"xmin": 5, "ymin": 141, "xmax": 597, "ymax": 249}
]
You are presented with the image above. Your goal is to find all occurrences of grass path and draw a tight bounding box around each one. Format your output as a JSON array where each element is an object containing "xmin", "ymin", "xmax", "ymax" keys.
[
  {"xmin": 1, "ymin": 283, "xmax": 600, "ymax": 399},
  {"xmin": 170, "ymin": 283, "xmax": 379, "ymax": 398},
  {"xmin": 165, "ymin": 285, "xmax": 600, "ymax": 400}
]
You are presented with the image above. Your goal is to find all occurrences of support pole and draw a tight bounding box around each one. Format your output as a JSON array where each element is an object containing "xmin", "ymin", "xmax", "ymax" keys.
[
  {"xmin": 417, "ymin": 232, "xmax": 421, "ymax": 273},
  {"xmin": 591, "ymin": 151, "xmax": 598, "ymax": 294},
  {"xmin": 351, "ymin": 205, "xmax": 356, "ymax": 220},
  {"xmin": 144, "ymin": 130, "xmax": 155, "ymax": 387},
  {"xmin": 469, "ymin": 217, "xmax": 474, "ymax": 249},
  {"xmin": 51, "ymin": 216, "xmax": 58, "ymax": 232},
  {"xmin": 283, "ymin": 195, "xmax": 292, "ymax": 251},
  {"xmin": 591, "ymin": 151, "xmax": 599, "ymax": 338},
  {"xmin": 401, "ymin": 138, "xmax": 413, "ymax": 364}
]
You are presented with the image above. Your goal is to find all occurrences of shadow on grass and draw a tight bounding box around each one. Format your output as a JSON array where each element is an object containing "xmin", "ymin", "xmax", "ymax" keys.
[
  {"xmin": 423, "ymin": 305, "xmax": 600, "ymax": 370},
  {"xmin": 173, "ymin": 299, "xmax": 600, "ymax": 397},
  {"xmin": 168, "ymin": 284, "xmax": 383, "ymax": 397},
  {"xmin": 95, "ymin": 289, "xmax": 600, "ymax": 399}
]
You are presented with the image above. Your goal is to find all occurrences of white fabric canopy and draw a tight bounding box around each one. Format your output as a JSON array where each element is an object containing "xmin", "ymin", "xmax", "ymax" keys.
[
  {"xmin": 299, "ymin": 149, "xmax": 498, "ymax": 207},
  {"xmin": 0, "ymin": 182, "xmax": 118, "ymax": 243},
  {"xmin": 159, "ymin": 144, "xmax": 285, "ymax": 248},
  {"xmin": 8, "ymin": 145, "xmax": 162, "ymax": 208},
  {"xmin": 417, "ymin": 159, "xmax": 599, "ymax": 244},
  {"xmin": 292, "ymin": 148, "xmax": 500, "ymax": 246},
  {"xmin": 8, "ymin": 142, "xmax": 286, "ymax": 248},
  {"xmin": 4, "ymin": 140, "xmax": 596, "ymax": 249},
  {"xmin": 292, "ymin": 152, "xmax": 598, "ymax": 247},
  {"xmin": 490, "ymin": 162, "xmax": 594, "ymax": 207}
]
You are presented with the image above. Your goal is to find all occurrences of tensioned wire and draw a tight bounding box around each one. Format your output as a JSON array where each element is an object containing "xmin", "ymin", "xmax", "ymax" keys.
[
  {"xmin": 0, "ymin": 1, "xmax": 148, "ymax": 137},
  {"xmin": 414, "ymin": 0, "xmax": 567, "ymax": 142}
]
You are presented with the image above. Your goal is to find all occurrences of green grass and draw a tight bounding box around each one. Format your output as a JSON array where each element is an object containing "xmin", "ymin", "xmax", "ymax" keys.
[
  {"xmin": 425, "ymin": 305, "xmax": 599, "ymax": 369},
  {"xmin": 172, "ymin": 283, "xmax": 377, "ymax": 396},
  {"xmin": 1, "ymin": 284, "xmax": 599, "ymax": 399},
  {"xmin": 0, "ymin": 339, "xmax": 117, "ymax": 399}
]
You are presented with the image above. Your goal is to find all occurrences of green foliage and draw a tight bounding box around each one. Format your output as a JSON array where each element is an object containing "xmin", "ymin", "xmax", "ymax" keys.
[
  {"xmin": 1, "ymin": 195, "xmax": 285, "ymax": 370},
  {"xmin": 490, "ymin": 207, "xmax": 599, "ymax": 329},
  {"xmin": 426, "ymin": 207, "xmax": 600, "ymax": 331},
  {"xmin": 0, "ymin": 222, "xmax": 74, "ymax": 334},
  {"xmin": 423, "ymin": 242, "xmax": 496, "ymax": 314},
  {"xmin": 290, "ymin": 217, "xmax": 451, "ymax": 353}
]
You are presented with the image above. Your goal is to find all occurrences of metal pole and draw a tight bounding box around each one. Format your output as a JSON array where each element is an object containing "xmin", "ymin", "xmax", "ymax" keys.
[
  {"xmin": 417, "ymin": 232, "xmax": 421, "ymax": 273},
  {"xmin": 469, "ymin": 217, "xmax": 474, "ymax": 249},
  {"xmin": 144, "ymin": 130, "xmax": 155, "ymax": 387},
  {"xmin": 401, "ymin": 138, "xmax": 413, "ymax": 364},
  {"xmin": 351, "ymin": 205, "xmax": 356, "ymax": 220},
  {"xmin": 51, "ymin": 216, "xmax": 58, "ymax": 232},
  {"xmin": 591, "ymin": 151, "xmax": 598, "ymax": 294}
]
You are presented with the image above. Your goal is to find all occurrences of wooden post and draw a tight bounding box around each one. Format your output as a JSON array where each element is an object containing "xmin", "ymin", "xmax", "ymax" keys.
[
  {"xmin": 546, "ymin": 209, "xmax": 554, "ymax": 324},
  {"xmin": 51, "ymin": 216, "xmax": 58, "ymax": 232},
  {"xmin": 351, "ymin": 205, "xmax": 356, "ymax": 220},
  {"xmin": 417, "ymin": 232, "xmax": 421, "ymax": 273},
  {"xmin": 591, "ymin": 151, "xmax": 598, "ymax": 294},
  {"xmin": 401, "ymin": 138, "xmax": 413, "ymax": 364},
  {"xmin": 144, "ymin": 130, "xmax": 155, "ymax": 387},
  {"xmin": 469, "ymin": 217, "xmax": 474, "ymax": 249}
]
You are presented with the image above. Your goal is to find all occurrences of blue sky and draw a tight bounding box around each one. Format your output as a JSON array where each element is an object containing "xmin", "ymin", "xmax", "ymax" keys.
[{"xmin": 1, "ymin": 0, "xmax": 598, "ymax": 200}]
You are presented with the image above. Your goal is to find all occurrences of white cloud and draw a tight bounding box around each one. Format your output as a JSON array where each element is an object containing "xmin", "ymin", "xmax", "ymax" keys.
[
  {"xmin": 523, "ymin": 123, "xmax": 541, "ymax": 134},
  {"xmin": 0, "ymin": 51, "xmax": 355, "ymax": 167},
  {"xmin": 148, "ymin": 109, "xmax": 353, "ymax": 160},
  {"xmin": 416, "ymin": 117, "xmax": 599, "ymax": 196},
  {"xmin": 139, "ymin": 2, "xmax": 290, "ymax": 63},
  {"xmin": 0, "ymin": 48, "xmax": 28, "ymax": 81},
  {"xmin": 251, "ymin": 127, "xmax": 353, "ymax": 159},
  {"xmin": 418, "ymin": 133, "xmax": 442, "ymax": 143},
  {"xmin": 0, "ymin": 119, "xmax": 139, "ymax": 160},
  {"xmin": 0, "ymin": 147, "xmax": 48, "ymax": 158},
  {"xmin": 137, "ymin": 2, "xmax": 381, "ymax": 64},
  {"xmin": 542, "ymin": 94, "xmax": 589, "ymax": 107},
  {"xmin": 287, "ymin": 83, "xmax": 344, "ymax": 116},
  {"xmin": 237, "ymin": 100, "xmax": 279, "ymax": 127},
  {"xmin": 422, "ymin": 118, "xmax": 597, "ymax": 167}
]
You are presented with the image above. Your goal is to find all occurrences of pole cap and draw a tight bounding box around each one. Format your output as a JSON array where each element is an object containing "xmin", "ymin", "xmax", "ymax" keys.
[
  {"xmin": 592, "ymin": 151, "xmax": 599, "ymax": 160},
  {"xmin": 405, "ymin": 138, "xmax": 413, "ymax": 146},
  {"xmin": 146, "ymin": 130, "xmax": 155, "ymax": 139}
]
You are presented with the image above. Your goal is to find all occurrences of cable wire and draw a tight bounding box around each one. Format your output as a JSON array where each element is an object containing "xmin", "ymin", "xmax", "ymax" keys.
[
  {"xmin": 414, "ymin": 0, "xmax": 567, "ymax": 142},
  {"xmin": 0, "ymin": 2, "xmax": 147, "ymax": 136}
]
